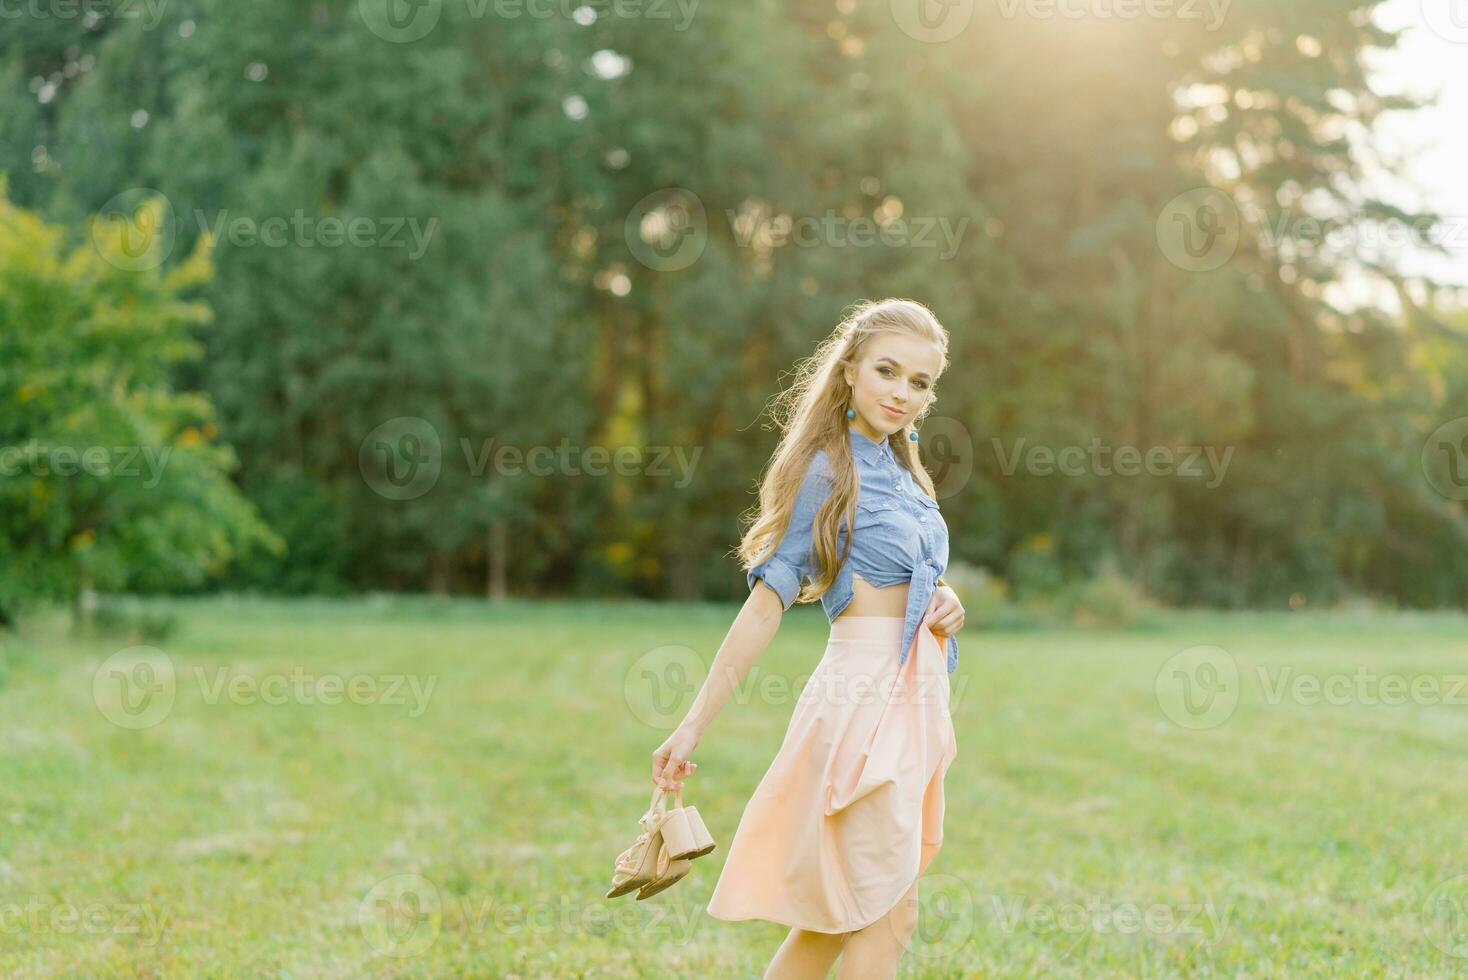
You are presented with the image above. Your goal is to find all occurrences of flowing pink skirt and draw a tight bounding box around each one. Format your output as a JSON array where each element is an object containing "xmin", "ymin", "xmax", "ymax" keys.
[{"xmin": 705, "ymin": 612, "xmax": 958, "ymax": 934}]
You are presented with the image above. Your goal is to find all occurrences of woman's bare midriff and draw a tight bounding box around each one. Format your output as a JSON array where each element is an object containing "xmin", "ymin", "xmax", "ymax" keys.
[{"xmin": 840, "ymin": 572, "xmax": 909, "ymax": 618}]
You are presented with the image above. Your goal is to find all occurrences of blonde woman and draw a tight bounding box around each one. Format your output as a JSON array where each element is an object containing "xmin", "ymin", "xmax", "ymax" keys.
[{"xmin": 652, "ymin": 299, "xmax": 965, "ymax": 979}]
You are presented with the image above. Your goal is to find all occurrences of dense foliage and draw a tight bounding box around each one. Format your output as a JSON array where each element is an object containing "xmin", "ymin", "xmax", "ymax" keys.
[{"xmin": 2, "ymin": 0, "xmax": 1465, "ymax": 608}]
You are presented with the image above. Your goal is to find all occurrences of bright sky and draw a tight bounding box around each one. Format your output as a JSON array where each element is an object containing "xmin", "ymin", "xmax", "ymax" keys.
[{"xmin": 1357, "ymin": 0, "xmax": 1468, "ymax": 299}]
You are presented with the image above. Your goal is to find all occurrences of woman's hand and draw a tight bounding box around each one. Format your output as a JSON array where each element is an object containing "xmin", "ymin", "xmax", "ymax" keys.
[
  {"xmin": 927, "ymin": 584, "xmax": 965, "ymax": 639},
  {"xmin": 652, "ymin": 724, "xmax": 701, "ymax": 791}
]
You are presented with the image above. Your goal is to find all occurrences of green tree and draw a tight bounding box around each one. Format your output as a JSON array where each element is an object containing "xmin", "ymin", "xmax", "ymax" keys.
[{"xmin": 0, "ymin": 181, "xmax": 278, "ymax": 622}]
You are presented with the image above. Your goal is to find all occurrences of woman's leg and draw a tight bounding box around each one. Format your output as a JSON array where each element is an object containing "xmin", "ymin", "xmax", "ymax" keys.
[
  {"xmin": 832, "ymin": 878, "xmax": 920, "ymax": 980},
  {"xmin": 762, "ymin": 927, "xmax": 848, "ymax": 979}
]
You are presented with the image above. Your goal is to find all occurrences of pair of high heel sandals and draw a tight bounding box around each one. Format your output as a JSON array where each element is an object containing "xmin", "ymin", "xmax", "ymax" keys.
[{"xmin": 605, "ymin": 785, "xmax": 717, "ymax": 900}]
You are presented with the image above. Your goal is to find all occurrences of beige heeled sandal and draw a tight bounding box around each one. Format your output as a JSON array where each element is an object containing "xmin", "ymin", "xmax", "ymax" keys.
[
  {"xmin": 634, "ymin": 837, "xmax": 692, "ymax": 900},
  {"xmin": 606, "ymin": 785, "xmax": 719, "ymax": 901},
  {"xmin": 659, "ymin": 787, "xmax": 716, "ymax": 861},
  {"xmin": 605, "ymin": 787, "xmax": 676, "ymax": 899}
]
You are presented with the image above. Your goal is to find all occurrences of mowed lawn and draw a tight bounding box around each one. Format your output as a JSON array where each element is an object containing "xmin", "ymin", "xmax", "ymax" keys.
[{"xmin": 1, "ymin": 597, "xmax": 1467, "ymax": 977}]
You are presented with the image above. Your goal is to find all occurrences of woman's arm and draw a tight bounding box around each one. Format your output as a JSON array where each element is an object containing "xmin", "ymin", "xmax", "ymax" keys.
[
  {"xmin": 651, "ymin": 580, "xmax": 784, "ymax": 790},
  {"xmin": 652, "ymin": 452, "xmax": 831, "ymax": 790}
]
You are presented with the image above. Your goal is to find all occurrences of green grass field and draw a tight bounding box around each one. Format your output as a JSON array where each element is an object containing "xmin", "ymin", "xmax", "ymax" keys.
[{"xmin": 1, "ymin": 596, "xmax": 1467, "ymax": 977}]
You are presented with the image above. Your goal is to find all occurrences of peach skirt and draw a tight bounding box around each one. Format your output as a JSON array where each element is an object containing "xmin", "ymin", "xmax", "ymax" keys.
[{"xmin": 705, "ymin": 612, "xmax": 958, "ymax": 934}]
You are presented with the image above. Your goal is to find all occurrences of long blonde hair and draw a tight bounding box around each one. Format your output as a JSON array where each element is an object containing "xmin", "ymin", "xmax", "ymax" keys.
[{"xmin": 738, "ymin": 298, "xmax": 951, "ymax": 604}]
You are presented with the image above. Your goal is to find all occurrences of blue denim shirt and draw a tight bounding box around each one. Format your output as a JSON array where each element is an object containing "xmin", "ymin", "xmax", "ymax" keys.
[{"xmin": 747, "ymin": 426, "xmax": 959, "ymax": 674}]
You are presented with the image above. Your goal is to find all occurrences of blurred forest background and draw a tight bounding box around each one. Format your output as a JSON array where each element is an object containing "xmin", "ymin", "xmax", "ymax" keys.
[{"xmin": 3, "ymin": 0, "xmax": 1468, "ymax": 622}]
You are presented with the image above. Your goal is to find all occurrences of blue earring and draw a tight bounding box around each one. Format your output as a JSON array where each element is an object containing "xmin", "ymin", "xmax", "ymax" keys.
[
  {"xmin": 909, "ymin": 430, "xmax": 919, "ymax": 441},
  {"xmin": 845, "ymin": 408, "xmax": 856, "ymax": 419}
]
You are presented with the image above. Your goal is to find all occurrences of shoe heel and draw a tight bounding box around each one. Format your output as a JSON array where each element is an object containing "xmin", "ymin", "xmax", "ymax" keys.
[
  {"xmin": 682, "ymin": 805, "xmax": 716, "ymax": 858},
  {"xmin": 659, "ymin": 807, "xmax": 699, "ymax": 860}
]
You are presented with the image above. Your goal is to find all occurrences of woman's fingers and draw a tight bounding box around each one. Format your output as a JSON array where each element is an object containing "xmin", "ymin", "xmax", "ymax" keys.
[
  {"xmin": 652, "ymin": 751, "xmax": 697, "ymax": 790},
  {"xmin": 661, "ymin": 760, "xmax": 697, "ymax": 791}
]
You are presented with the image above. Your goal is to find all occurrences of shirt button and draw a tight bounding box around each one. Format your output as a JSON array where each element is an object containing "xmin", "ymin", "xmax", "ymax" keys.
[{"xmin": 919, "ymin": 514, "xmax": 927, "ymax": 523}]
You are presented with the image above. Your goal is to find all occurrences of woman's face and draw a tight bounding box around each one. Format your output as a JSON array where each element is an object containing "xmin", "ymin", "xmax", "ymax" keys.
[{"xmin": 843, "ymin": 331, "xmax": 943, "ymax": 440}]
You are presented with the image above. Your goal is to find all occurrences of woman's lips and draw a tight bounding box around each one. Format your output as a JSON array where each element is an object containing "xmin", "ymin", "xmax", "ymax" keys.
[{"xmin": 880, "ymin": 405, "xmax": 905, "ymax": 420}]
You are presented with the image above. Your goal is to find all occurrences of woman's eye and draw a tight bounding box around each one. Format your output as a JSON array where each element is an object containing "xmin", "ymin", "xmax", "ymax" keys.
[{"xmin": 878, "ymin": 367, "xmax": 894, "ymax": 377}]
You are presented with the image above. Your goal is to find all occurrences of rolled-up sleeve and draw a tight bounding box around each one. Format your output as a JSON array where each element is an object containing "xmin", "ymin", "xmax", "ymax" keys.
[{"xmin": 747, "ymin": 453, "xmax": 832, "ymax": 609}]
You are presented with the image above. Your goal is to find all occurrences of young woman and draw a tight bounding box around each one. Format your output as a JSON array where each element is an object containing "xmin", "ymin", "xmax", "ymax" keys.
[{"xmin": 651, "ymin": 298, "xmax": 965, "ymax": 979}]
